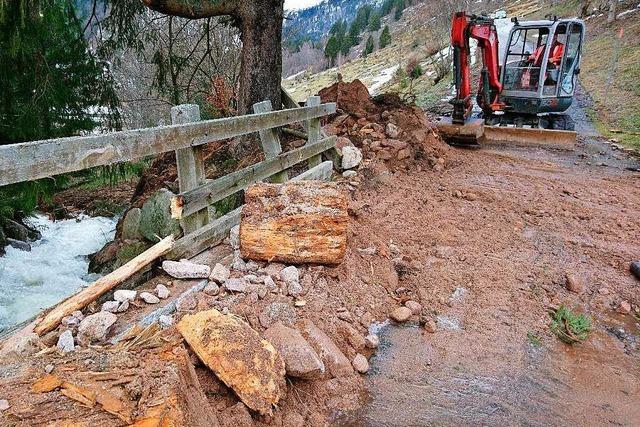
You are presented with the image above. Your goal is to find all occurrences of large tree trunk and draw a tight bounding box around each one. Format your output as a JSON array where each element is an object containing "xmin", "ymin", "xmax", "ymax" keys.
[{"xmin": 237, "ymin": 0, "xmax": 284, "ymax": 114}]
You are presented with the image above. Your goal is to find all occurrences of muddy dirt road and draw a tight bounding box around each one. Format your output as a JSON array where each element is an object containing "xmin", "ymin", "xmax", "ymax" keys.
[{"xmin": 336, "ymin": 134, "xmax": 640, "ymax": 426}]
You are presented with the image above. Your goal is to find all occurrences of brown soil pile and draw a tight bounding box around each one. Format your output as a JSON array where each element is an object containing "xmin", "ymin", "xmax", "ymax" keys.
[{"xmin": 320, "ymin": 79, "xmax": 449, "ymax": 173}]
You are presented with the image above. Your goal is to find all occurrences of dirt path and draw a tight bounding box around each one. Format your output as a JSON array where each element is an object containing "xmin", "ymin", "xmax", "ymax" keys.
[{"xmin": 335, "ymin": 135, "xmax": 640, "ymax": 425}]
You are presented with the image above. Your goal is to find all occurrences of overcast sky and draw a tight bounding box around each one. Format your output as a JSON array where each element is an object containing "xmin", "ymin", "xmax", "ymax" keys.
[{"xmin": 284, "ymin": 0, "xmax": 324, "ymax": 10}]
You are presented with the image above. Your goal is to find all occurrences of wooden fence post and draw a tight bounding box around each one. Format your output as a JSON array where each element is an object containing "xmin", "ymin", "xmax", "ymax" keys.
[
  {"xmin": 305, "ymin": 96, "xmax": 322, "ymax": 168},
  {"xmin": 253, "ymin": 100, "xmax": 288, "ymax": 183},
  {"xmin": 172, "ymin": 104, "xmax": 209, "ymax": 234}
]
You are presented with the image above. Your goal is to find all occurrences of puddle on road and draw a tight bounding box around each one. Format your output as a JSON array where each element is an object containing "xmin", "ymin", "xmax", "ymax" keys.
[{"xmin": 334, "ymin": 319, "xmax": 639, "ymax": 426}]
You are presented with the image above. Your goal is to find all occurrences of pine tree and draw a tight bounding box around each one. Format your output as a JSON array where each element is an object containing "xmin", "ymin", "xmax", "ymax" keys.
[
  {"xmin": 394, "ymin": 0, "xmax": 406, "ymax": 21},
  {"xmin": 379, "ymin": 25, "xmax": 392, "ymax": 48},
  {"xmin": 363, "ymin": 35, "xmax": 375, "ymax": 58},
  {"xmin": 368, "ymin": 12, "xmax": 382, "ymax": 31},
  {"xmin": 324, "ymin": 35, "xmax": 340, "ymax": 67}
]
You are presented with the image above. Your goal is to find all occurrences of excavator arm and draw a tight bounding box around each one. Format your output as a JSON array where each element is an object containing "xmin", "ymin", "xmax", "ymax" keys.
[{"xmin": 450, "ymin": 12, "xmax": 503, "ymax": 124}]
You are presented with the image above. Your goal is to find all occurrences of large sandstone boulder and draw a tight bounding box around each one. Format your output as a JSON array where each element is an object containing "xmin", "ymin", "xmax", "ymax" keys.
[
  {"xmin": 264, "ymin": 323, "xmax": 325, "ymax": 379},
  {"xmin": 177, "ymin": 309, "xmax": 286, "ymax": 415},
  {"xmin": 139, "ymin": 189, "xmax": 181, "ymax": 242}
]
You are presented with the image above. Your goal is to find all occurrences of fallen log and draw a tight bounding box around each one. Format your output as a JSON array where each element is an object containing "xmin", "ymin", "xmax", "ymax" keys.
[
  {"xmin": 240, "ymin": 181, "xmax": 348, "ymax": 265},
  {"xmin": 34, "ymin": 235, "xmax": 175, "ymax": 336}
]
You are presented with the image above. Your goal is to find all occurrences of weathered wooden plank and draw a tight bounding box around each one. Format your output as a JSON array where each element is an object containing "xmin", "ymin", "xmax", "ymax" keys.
[
  {"xmin": 291, "ymin": 160, "xmax": 333, "ymax": 181},
  {"xmin": 175, "ymin": 136, "xmax": 336, "ymax": 218},
  {"xmin": 281, "ymin": 86, "xmax": 301, "ymax": 109},
  {"xmin": 172, "ymin": 105, "xmax": 209, "ymax": 234},
  {"xmin": 0, "ymin": 103, "xmax": 336, "ymax": 187},
  {"xmin": 306, "ymin": 96, "xmax": 323, "ymax": 168},
  {"xmin": 253, "ymin": 100, "xmax": 288, "ymax": 184},
  {"xmin": 240, "ymin": 181, "xmax": 348, "ymax": 265},
  {"xmin": 169, "ymin": 161, "xmax": 334, "ymax": 260}
]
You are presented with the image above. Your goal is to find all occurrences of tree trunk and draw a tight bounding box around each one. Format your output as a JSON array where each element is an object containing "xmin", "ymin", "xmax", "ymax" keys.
[
  {"xmin": 237, "ymin": 0, "xmax": 284, "ymax": 114},
  {"xmin": 607, "ymin": 0, "xmax": 617, "ymax": 23}
]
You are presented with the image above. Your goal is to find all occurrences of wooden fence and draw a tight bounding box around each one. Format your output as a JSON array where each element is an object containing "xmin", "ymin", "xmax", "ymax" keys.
[{"xmin": 0, "ymin": 95, "xmax": 338, "ymax": 260}]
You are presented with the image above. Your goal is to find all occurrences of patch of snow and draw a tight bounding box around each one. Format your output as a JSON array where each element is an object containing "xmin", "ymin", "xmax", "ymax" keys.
[
  {"xmin": 0, "ymin": 215, "xmax": 116, "ymax": 332},
  {"xmin": 285, "ymin": 69, "xmax": 306, "ymax": 80},
  {"xmin": 370, "ymin": 64, "xmax": 400, "ymax": 94}
]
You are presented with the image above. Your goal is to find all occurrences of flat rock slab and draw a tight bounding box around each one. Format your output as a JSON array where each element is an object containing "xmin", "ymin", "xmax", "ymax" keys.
[
  {"xmin": 264, "ymin": 322, "xmax": 325, "ymax": 379},
  {"xmin": 301, "ymin": 319, "xmax": 352, "ymax": 378},
  {"xmin": 240, "ymin": 181, "xmax": 348, "ymax": 265},
  {"xmin": 177, "ymin": 309, "xmax": 286, "ymax": 415},
  {"xmin": 162, "ymin": 260, "xmax": 211, "ymax": 279}
]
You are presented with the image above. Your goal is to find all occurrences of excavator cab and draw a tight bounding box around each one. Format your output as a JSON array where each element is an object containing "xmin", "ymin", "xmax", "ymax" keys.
[{"xmin": 495, "ymin": 18, "xmax": 585, "ymax": 128}]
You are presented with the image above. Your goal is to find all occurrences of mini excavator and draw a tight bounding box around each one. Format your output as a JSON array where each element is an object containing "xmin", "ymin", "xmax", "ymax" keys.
[{"xmin": 437, "ymin": 12, "xmax": 585, "ymax": 145}]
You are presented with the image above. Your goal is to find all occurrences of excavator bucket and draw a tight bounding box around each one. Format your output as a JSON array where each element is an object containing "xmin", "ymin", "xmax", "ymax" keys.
[{"xmin": 436, "ymin": 117, "xmax": 577, "ymax": 148}]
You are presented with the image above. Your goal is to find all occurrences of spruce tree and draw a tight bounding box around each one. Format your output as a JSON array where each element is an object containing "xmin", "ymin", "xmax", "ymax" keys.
[
  {"xmin": 0, "ymin": 0, "xmax": 120, "ymax": 144},
  {"xmin": 368, "ymin": 12, "xmax": 382, "ymax": 31},
  {"xmin": 363, "ymin": 35, "xmax": 375, "ymax": 58},
  {"xmin": 324, "ymin": 35, "xmax": 340, "ymax": 67},
  {"xmin": 379, "ymin": 25, "xmax": 392, "ymax": 48}
]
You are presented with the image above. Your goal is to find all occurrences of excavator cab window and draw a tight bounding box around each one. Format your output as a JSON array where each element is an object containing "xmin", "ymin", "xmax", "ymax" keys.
[
  {"xmin": 558, "ymin": 23, "xmax": 583, "ymax": 96},
  {"xmin": 503, "ymin": 27, "xmax": 550, "ymax": 92}
]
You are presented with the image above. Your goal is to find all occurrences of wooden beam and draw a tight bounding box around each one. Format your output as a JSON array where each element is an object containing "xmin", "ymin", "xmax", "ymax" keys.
[
  {"xmin": 253, "ymin": 100, "xmax": 288, "ymax": 183},
  {"xmin": 175, "ymin": 136, "xmax": 336, "ymax": 218},
  {"xmin": 0, "ymin": 103, "xmax": 336, "ymax": 187},
  {"xmin": 34, "ymin": 235, "xmax": 175, "ymax": 336},
  {"xmin": 281, "ymin": 86, "xmax": 301, "ymax": 109},
  {"xmin": 172, "ymin": 105, "xmax": 209, "ymax": 234},
  {"xmin": 169, "ymin": 161, "xmax": 334, "ymax": 260},
  {"xmin": 305, "ymin": 96, "xmax": 322, "ymax": 168}
]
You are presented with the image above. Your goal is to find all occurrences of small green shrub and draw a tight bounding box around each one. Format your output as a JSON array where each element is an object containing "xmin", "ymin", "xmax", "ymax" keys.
[{"xmin": 550, "ymin": 305, "xmax": 592, "ymax": 344}]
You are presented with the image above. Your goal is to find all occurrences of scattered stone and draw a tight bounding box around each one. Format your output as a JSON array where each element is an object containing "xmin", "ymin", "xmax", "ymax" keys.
[
  {"xmin": 0, "ymin": 400, "xmax": 9, "ymax": 412},
  {"xmin": 339, "ymin": 322, "xmax": 366, "ymax": 351},
  {"xmin": 264, "ymin": 276, "xmax": 278, "ymax": 292},
  {"xmin": 264, "ymin": 322, "xmax": 325, "ymax": 379},
  {"xmin": 232, "ymin": 251, "xmax": 248, "ymax": 272},
  {"xmin": 357, "ymin": 246, "xmax": 377, "ymax": 255},
  {"xmin": 230, "ymin": 225, "xmax": 240, "ymax": 250},
  {"xmin": 116, "ymin": 300, "xmax": 130, "ymax": 313},
  {"xmin": 225, "ymin": 278, "xmax": 248, "ymax": 293},
  {"xmin": 78, "ymin": 312, "xmax": 117, "ymax": 345},
  {"xmin": 352, "ymin": 354, "xmax": 369, "ymax": 374},
  {"xmin": 630, "ymin": 261, "xmax": 640, "ymax": 280},
  {"xmin": 245, "ymin": 260, "xmax": 260, "ymax": 272},
  {"xmin": 257, "ymin": 285, "xmax": 269, "ymax": 299},
  {"xmin": 365, "ymin": 334, "xmax": 380, "ymax": 349},
  {"xmin": 3, "ymin": 218, "xmax": 30, "ymax": 241},
  {"xmin": 72, "ymin": 310, "xmax": 84, "ymax": 321},
  {"xmin": 598, "ymin": 287, "xmax": 610, "ymax": 295},
  {"xmin": 405, "ymin": 300, "xmax": 422, "ymax": 315},
  {"xmin": 56, "ymin": 330, "xmax": 75, "ymax": 353},
  {"xmin": 101, "ymin": 301, "xmax": 120, "ymax": 313},
  {"xmin": 140, "ymin": 292, "xmax": 160, "ymax": 304},
  {"xmin": 280, "ymin": 266, "xmax": 303, "ymax": 296},
  {"xmin": 390, "ymin": 306, "xmax": 413, "ymax": 322},
  {"xmin": 204, "ymin": 283, "xmax": 220, "ymax": 296},
  {"xmin": 114, "ymin": 290, "xmax": 137, "ymax": 303},
  {"xmin": 386, "ymin": 123, "xmax": 400, "ymax": 138},
  {"xmin": 342, "ymin": 170, "xmax": 357, "ymax": 178},
  {"xmin": 282, "ymin": 411, "xmax": 305, "ymax": 427},
  {"xmin": 565, "ymin": 273, "xmax": 585, "ymax": 294},
  {"xmin": 423, "ymin": 318, "xmax": 437, "ymax": 333},
  {"xmin": 177, "ymin": 309, "xmax": 286, "ymax": 415},
  {"xmin": 155, "ymin": 284, "xmax": 170, "ymax": 299},
  {"xmin": 158, "ymin": 315, "xmax": 173, "ymax": 328},
  {"xmin": 259, "ymin": 302, "xmax": 298, "ymax": 328},
  {"xmin": 209, "ymin": 263, "xmax": 231, "ymax": 283},
  {"xmin": 617, "ymin": 301, "xmax": 632, "ymax": 315},
  {"xmin": 342, "ymin": 146, "xmax": 363, "ymax": 170},
  {"xmin": 45, "ymin": 364, "xmax": 55, "ymax": 374},
  {"xmin": 294, "ymin": 299, "xmax": 306, "ymax": 307},
  {"xmin": 162, "ymin": 260, "xmax": 210, "ymax": 279},
  {"xmin": 449, "ymin": 286, "xmax": 468, "ymax": 303},
  {"xmin": 397, "ymin": 147, "xmax": 411, "ymax": 160},
  {"xmin": 61, "ymin": 315, "xmax": 80, "ymax": 328},
  {"xmin": 301, "ymin": 320, "xmax": 352, "ymax": 378}
]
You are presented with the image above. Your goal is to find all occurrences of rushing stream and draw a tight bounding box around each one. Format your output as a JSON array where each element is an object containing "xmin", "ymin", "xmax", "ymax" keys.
[{"xmin": 0, "ymin": 214, "xmax": 116, "ymax": 333}]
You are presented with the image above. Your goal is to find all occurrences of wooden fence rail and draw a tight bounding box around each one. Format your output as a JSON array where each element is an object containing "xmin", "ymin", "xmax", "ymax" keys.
[
  {"xmin": 0, "ymin": 102, "xmax": 335, "ymax": 187},
  {"xmin": 0, "ymin": 95, "xmax": 338, "ymax": 261}
]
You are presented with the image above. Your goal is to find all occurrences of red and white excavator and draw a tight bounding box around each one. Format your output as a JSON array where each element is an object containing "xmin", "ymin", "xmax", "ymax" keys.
[{"xmin": 437, "ymin": 11, "xmax": 585, "ymax": 145}]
